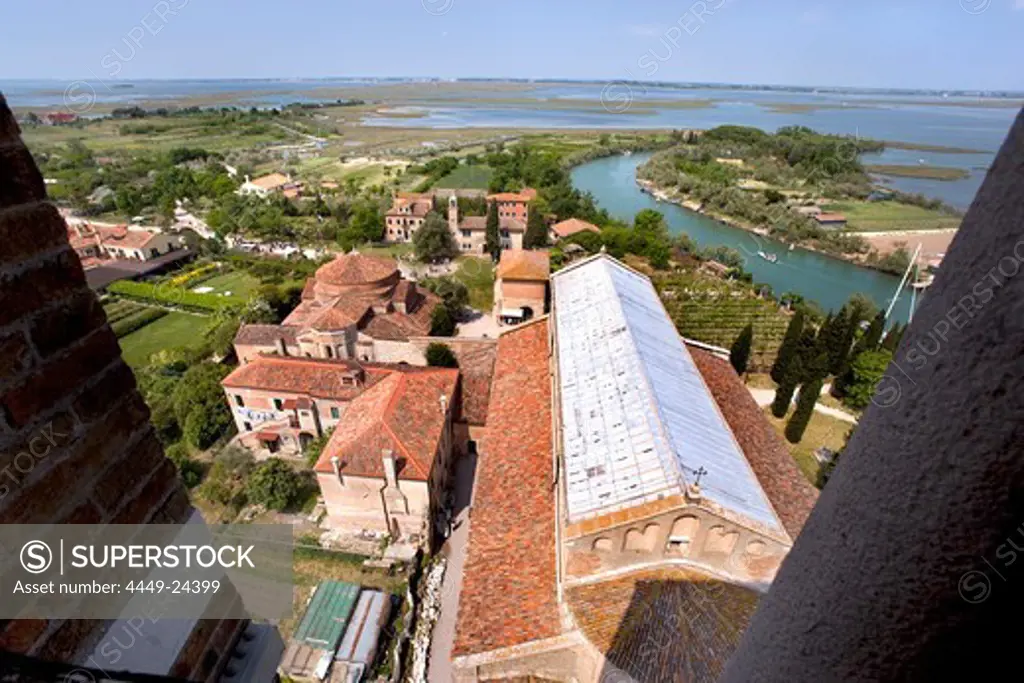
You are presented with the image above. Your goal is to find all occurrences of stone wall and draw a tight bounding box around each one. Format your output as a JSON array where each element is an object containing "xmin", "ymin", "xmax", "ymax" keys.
[{"xmin": 0, "ymin": 95, "xmax": 245, "ymax": 681}]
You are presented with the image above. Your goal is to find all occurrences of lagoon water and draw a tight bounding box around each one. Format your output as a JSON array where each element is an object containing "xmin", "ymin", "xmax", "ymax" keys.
[{"xmin": 572, "ymin": 153, "xmax": 917, "ymax": 323}]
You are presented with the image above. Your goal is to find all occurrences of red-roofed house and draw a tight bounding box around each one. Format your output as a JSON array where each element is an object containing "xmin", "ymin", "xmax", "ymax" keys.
[
  {"xmin": 384, "ymin": 192, "xmax": 434, "ymax": 242},
  {"xmin": 494, "ymin": 249, "xmax": 550, "ymax": 325},
  {"xmin": 549, "ymin": 217, "xmax": 600, "ymax": 242},
  {"xmin": 65, "ymin": 220, "xmax": 185, "ymax": 263},
  {"xmin": 447, "ymin": 196, "xmax": 525, "ymax": 254},
  {"xmin": 313, "ymin": 366, "xmax": 459, "ymax": 540},
  {"xmin": 487, "ymin": 187, "xmax": 537, "ymax": 223}
]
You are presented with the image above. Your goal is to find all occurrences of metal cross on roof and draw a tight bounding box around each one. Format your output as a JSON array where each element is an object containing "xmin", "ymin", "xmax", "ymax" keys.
[{"xmin": 693, "ymin": 466, "xmax": 708, "ymax": 487}]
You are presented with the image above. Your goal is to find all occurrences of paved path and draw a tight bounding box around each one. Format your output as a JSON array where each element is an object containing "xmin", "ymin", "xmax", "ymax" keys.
[
  {"xmin": 427, "ymin": 452, "xmax": 478, "ymax": 683},
  {"xmin": 748, "ymin": 387, "xmax": 859, "ymax": 425}
]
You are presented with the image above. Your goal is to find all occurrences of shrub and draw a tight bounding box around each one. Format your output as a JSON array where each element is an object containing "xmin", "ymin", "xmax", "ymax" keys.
[
  {"xmin": 729, "ymin": 323, "xmax": 753, "ymax": 376},
  {"xmin": 199, "ymin": 446, "xmax": 254, "ymax": 507},
  {"xmin": 843, "ymin": 350, "xmax": 893, "ymax": 410},
  {"xmin": 785, "ymin": 377, "xmax": 823, "ymax": 443},
  {"xmin": 246, "ymin": 458, "xmax": 303, "ymax": 511},
  {"xmin": 430, "ymin": 305, "xmax": 456, "ymax": 337},
  {"xmin": 425, "ymin": 343, "xmax": 458, "ymax": 368},
  {"xmin": 173, "ymin": 363, "xmax": 234, "ymax": 449},
  {"xmin": 108, "ymin": 280, "xmax": 244, "ymax": 313},
  {"xmin": 110, "ymin": 307, "xmax": 167, "ymax": 338}
]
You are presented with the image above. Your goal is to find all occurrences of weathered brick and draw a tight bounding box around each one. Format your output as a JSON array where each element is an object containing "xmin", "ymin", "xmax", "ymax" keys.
[
  {"xmin": 0, "ymin": 140, "xmax": 46, "ymax": 210},
  {"xmin": 35, "ymin": 619, "xmax": 102, "ymax": 662},
  {"xmin": 210, "ymin": 618, "xmax": 244, "ymax": 657},
  {"xmin": 74, "ymin": 394, "xmax": 150, "ymax": 475},
  {"xmin": 0, "ymin": 328, "xmax": 120, "ymax": 428},
  {"xmin": 72, "ymin": 363, "xmax": 140, "ymax": 424},
  {"xmin": 169, "ymin": 617, "xmax": 217, "ymax": 678},
  {"xmin": 111, "ymin": 459, "xmax": 179, "ymax": 524},
  {"xmin": 0, "ymin": 410, "xmax": 78, "ymax": 481},
  {"xmin": 0, "ymin": 249, "xmax": 86, "ymax": 327},
  {"xmin": 0, "ymin": 618, "xmax": 49, "ymax": 654},
  {"xmin": 0, "ymin": 202, "xmax": 68, "ymax": 267},
  {"xmin": 152, "ymin": 486, "xmax": 193, "ymax": 524},
  {"xmin": 60, "ymin": 499, "xmax": 104, "ymax": 524},
  {"xmin": 0, "ymin": 330, "xmax": 33, "ymax": 379},
  {"xmin": 0, "ymin": 457, "xmax": 76, "ymax": 524},
  {"xmin": 29, "ymin": 290, "xmax": 106, "ymax": 358},
  {"xmin": 92, "ymin": 434, "xmax": 164, "ymax": 515}
]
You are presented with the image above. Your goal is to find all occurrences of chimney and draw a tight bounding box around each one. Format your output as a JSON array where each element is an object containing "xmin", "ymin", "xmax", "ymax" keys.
[
  {"xmin": 440, "ymin": 394, "xmax": 448, "ymax": 416},
  {"xmin": 330, "ymin": 455, "xmax": 344, "ymax": 487},
  {"xmin": 382, "ymin": 449, "xmax": 398, "ymax": 489},
  {"xmin": 244, "ymin": 174, "xmax": 251, "ymax": 184}
]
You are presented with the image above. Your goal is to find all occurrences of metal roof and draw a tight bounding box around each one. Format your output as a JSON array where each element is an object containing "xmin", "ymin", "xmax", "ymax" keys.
[
  {"xmin": 293, "ymin": 581, "xmax": 361, "ymax": 649},
  {"xmin": 335, "ymin": 590, "xmax": 389, "ymax": 665},
  {"xmin": 552, "ymin": 255, "xmax": 781, "ymax": 530}
]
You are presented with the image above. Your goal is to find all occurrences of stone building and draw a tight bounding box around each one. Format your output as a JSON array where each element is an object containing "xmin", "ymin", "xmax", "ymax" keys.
[
  {"xmin": 452, "ymin": 254, "xmax": 818, "ymax": 683},
  {"xmin": 384, "ymin": 191, "xmax": 433, "ymax": 242},
  {"xmin": 232, "ymin": 251, "xmax": 440, "ymax": 365},
  {"xmin": 494, "ymin": 248, "xmax": 549, "ymax": 325},
  {"xmin": 447, "ymin": 195, "xmax": 526, "ymax": 254}
]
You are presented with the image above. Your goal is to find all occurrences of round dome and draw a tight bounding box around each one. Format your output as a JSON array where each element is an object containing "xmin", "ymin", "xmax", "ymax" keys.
[{"xmin": 315, "ymin": 253, "xmax": 398, "ymax": 287}]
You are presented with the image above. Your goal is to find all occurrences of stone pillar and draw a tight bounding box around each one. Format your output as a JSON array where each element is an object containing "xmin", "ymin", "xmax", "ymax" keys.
[{"xmin": 723, "ymin": 109, "xmax": 1024, "ymax": 682}]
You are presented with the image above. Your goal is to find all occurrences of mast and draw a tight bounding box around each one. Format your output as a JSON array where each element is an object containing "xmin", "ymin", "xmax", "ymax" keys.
[{"xmin": 885, "ymin": 242, "xmax": 922, "ymax": 321}]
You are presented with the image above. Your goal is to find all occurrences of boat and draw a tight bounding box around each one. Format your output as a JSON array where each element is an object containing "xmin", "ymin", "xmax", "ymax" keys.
[
  {"xmin": 757, "ymin": 251, "xmax": 778, "ymax": 264},
  {"xmin": 624, "ymin": 150, "xmax": 633, "ymax": 157},
  {"xmin": 788, "ymin": 243, "xmax": 795, "ymax": 252}
]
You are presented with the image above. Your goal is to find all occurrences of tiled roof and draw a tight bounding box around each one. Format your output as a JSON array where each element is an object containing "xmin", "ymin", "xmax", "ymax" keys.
[
  {"xmin": 310, "ymin": 299, "xmax": 372, "ymax": 330},
  {"xmin": 234, "ymin": 324, "xmax": 300, "ymax": 347},
  {"xmin": 550, "ymin": 218, "xmax": 600, "ymax": 239},
  {"xmin": 459, "ymin": 216, "xmax": 526, "ymax": 232},
  {"xmin": 97, "ymin": 225, "xmax": 159, "ymax": 249},
  {"xmin": 688, "ymin": 347, "xmax": 819, "ymax": 538},
  {"xmin": 497, "ymin": 249, "xmax": 550, "ymax": 281},
  {"xmin": 567, "ymin": 566, "xmax": 759, "ymax": 683},
  {"xmin": 248, "ymin": 173, "xmax": 291, "ymax": 190},
  {"xmin": 222, "ymin": 355, "xmax": 376, "ymax": 401},
  {"xmin": 487, "ymin": 188, "xmax": 537, "ymax": 202},
  {"xmin": 314, "ymin": 367, "xmax": 459, "ymax": 481},
  {"xmin": 453, "ymin": 318, "xmax": 560, "ymax": 657},
  {"xmin": 358, "ymin": 289, "xmax": 439, "ymax": 341},
  {"xmin": 450, "ymin": 340, "xmax": 497, "ymax": 425},
  {"xmin": 315, "ymin": 253, "xmax": 398, "ymax": 286}
]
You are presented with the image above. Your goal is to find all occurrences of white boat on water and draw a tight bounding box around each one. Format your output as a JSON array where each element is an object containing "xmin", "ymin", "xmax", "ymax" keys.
[{"xmin": 758, "ymin": 250, "xmax": 779, "ymax": 264}]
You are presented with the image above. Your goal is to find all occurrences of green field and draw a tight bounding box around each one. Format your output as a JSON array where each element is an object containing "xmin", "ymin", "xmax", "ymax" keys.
[
  {"xmin": 119, "ymin": 312, "xmax": 213, "ymax": 367},
  {"xmin": 764, "ymin": 405, "xmax": 851, "ymax": 486},
  {"xmin": 453, "ymin": 257, "xmax": 495, "ymax": 311},
  {"xmin": 865, "ymin": 164, "xmax": 970, "ymax": 181},
  {"xmin": 821, "ymin": 200, "xmax": 961, "ymax": 232},
  {"xmin": 435, "ymin": 164, "xmax": 494, "ymax": 189},
  {"xmin": 197, "ymin": 270, "xmax": 265, "ymax": 298}
]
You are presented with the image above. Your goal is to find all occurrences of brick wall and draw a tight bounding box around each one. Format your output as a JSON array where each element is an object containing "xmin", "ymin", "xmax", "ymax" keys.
[{"xmin": 0, "ymin": 95, "xmax": 245, "ymax": 680}]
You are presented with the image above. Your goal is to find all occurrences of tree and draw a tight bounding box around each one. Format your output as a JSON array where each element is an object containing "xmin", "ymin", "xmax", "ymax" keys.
[
  {"xmin": 420, "ymin": 276, "xmax": 469, "ymax": 312},
  {"xmin": 859, "ymin": 311, "xmax": 886, "ymax": 353},
  {"xmin": 882, "ymin": 323, "xmax": 905, "ymax": 352},
  {"xmin": 246, "ymin": 458, "xmax": 303, "ymax": 511},
  {"xmin": 413, "ymin": 211, "xmax": 459, "ymax": 262},
  {"xmin": 430, "ymin": 305, "xmax": 456, "ymax": 337},
  {"xmin": 843, "ymin": 349, "xmax": 893, "ymax": 409},
  {"xmin": 771, "ymin": 377, "xmax": 798, "ymax": 418},
  {"xmin": 771, "ymin": 310, "xmax": 804, "ymax": 384},
  {"xmin": 484, "ymin": 200, "xmax": 501, "ymax": 261},
  {"xmin": 785, "ymin": 377, "xmax": 824, "ymax": 443},
  {"xmin": 426, "ymin": 342, "xmax": 458, "ymax": 368},
  {"xmin": 730, "ymin": 324, "xmax": 754, "ymax": 376},
  {"xmin": 524, "ymin": 209, "xmax": 549, "ymax": 249},
  {"xmin": 172, "ymin": 363, "xmax": 233, "ymax": 450}
]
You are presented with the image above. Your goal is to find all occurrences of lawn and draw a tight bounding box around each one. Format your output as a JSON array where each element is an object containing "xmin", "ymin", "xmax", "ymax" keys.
[
  {"xmin": 763, "ymin": 405, "xmax": 852, "ymax": 486},
  {"xmin": 865, "ymin": 164, "xmax": 970, "ymax": 181},
  {"xmin": 197, "ymin": 270, "xmax": 264, "ymax": 298},
  {"xmin": 453, "ymin": 256, "xmax": 495, "ymax": 311},
  {"xmin": 119, "ymin": 311, "xmax": 214, "ymax": 367},
  {"xmin": 434, "ymin": 164, "xmax": 494, "ymax": 190},
  {"xmin": 821, "ymin": 200, "xmax": 961, "ymax": 232}
]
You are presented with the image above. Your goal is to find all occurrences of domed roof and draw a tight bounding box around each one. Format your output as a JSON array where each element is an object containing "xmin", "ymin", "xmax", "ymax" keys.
[{"xmin": 315, "ymin": 253, "xmax": 398, "ymax": 286}]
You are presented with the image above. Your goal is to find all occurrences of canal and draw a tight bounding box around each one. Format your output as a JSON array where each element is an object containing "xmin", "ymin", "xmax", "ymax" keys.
[{"xmin": 571, "ymin": 152, "xmax": 916, "ymax": 323}]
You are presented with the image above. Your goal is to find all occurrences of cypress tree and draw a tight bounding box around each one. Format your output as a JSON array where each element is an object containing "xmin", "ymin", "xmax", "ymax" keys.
[
  {"xmin": 830, "ymin": 306, "xmax": 859, "ymax": 377},
  {"xmin": 771, "ymin": 377, "xmax": 798, "ymax": 418},
  {"xmin": 523, "ymin": 209, "xmax": 548, "ymax": 249},
  {"xmin": 730, "ymin": 323, "xmax": 754, "ymax": 376},
  {"xmin": 485, "ymin": 200, "xmax": 501, "ymax": 261},
  {"xmin": 772, "ymin": 329, "xmax": 811, "ymax": 418},
  {"xmin": 859, "ymin": 311, "xmax": 886, "ymax": 353},
  {"xmin": 786, "ymin": 377, "xmax": 824, "ymax": 444},
  {"xmin": 771, "ymin": 309, "xmax": 804, "ymax": 384},
  {"xmin": 881, "ymin": 322, "xmax": 903, "ymax": 352}
]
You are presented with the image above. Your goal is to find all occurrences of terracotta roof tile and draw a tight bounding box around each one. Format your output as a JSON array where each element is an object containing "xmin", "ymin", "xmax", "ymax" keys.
[
  {"xmin": 550, "ymin": 218, "xmax": 600, "ymax": 239},
  {"xmin": 567, "ymin": 566, "xmax": 759, "ymax": 683},
  {"xmin": 459, "ymin": 216, "xmax": 526, "ymax": 232},
  {"xmin": 449, "ymin": 340, "xmax": 497, "ymax": 425},
  {"xmin": 248, "ymin": 173, "xmax": 291, "ymax": 190},
  {"xmin": 315, "ymin": 367, "xmax": 459, "ymax": 481},
  {"xmin": 497, "ymin": 249, "xmax": 550, "ymax": 281},
  {"xmin": 314, "ymin": 253, "xmax": 398, "ymax": 286},
  {"xmin": 222, "ymin": 355, "xmax": 374, "ymax": 401},
  {"xmin": 487, "ymin": 188, "xmax": 538, "ymax": 202},
  {"xmin": 453, "ymin": 318, "xmax": 560, "ymax": 657},
  {"xmin": 234, "ymin": 324, "xmax": 300, "ymax": 347},
  {"xmin": 689, "ymin": 348, "xmax": 819, "ymax": 538}
]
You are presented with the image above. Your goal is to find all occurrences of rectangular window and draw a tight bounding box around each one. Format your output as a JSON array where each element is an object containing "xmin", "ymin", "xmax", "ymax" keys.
[
  {"xmin": 461, "ymin": 230, "xmax": 472, "ymax": 238},
  {"xmin": 273, "ymin": 398, "xmax": 283, "ymax": 411},
  {"xmin": 331, "ymin": 407, "xmax": 340, "ymax": 419},
  {"xmin": 243, "ymin": 421, "xmax": 252, "ymax": 431},
  {"xmin": 234, "ymin": 395, "xmax": 245, "ymax": 407}
]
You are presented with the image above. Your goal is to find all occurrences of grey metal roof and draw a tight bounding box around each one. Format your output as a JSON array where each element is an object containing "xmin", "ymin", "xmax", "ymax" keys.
[{"xmin": 552, "ymin": 255, "xmax": 781, "ymax": 530}]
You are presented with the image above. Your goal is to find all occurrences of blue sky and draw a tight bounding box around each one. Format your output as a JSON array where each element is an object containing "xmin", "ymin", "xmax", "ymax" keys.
[{"xmin": 2, "ymin": 0, "xmax": 1022, "ymax": 90}]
